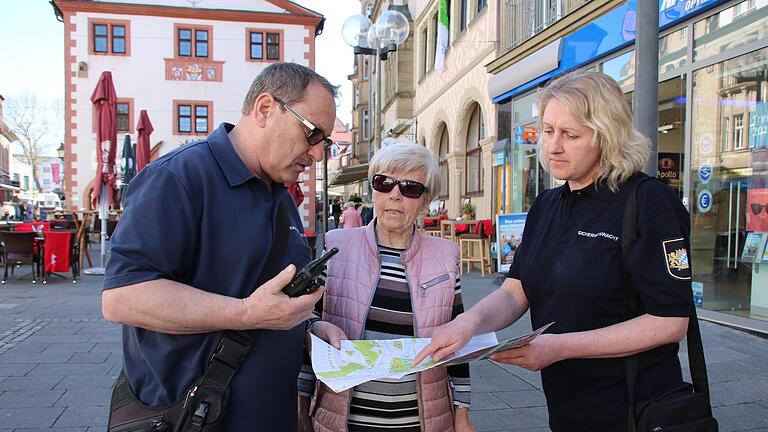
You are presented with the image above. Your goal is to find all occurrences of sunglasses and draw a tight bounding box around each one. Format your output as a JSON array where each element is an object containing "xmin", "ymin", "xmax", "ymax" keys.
[
  {"xmin": 371, "ymin": 174, "xmax": 428, "ymax": 199},
  {"xmin": 274, "ymin": 97, "xmax": 333, "ymax": 147},
  {"xmin": 751, "ymin": 203, "xmax": 768, "ymax": 215}
]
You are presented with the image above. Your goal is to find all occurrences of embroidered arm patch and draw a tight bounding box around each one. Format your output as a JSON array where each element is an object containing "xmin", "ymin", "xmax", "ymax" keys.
[{"xmin": 662, "ymin": 238, "xmax": 691, "ymax": 280}]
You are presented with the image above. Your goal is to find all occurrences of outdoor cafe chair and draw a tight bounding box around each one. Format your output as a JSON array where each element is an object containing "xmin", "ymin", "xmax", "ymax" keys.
[
  {"xmin": 1, "ymin": 231, "xmax": 40, "ymax": 284},
  {"xmin": 41, "ymin": 230, "xmax": 79, "ymax": 284}
]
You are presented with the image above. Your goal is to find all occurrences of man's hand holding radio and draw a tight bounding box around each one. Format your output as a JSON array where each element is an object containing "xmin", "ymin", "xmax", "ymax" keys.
[{"xmin": 239, "ymin": 264, "xmax": 325, "ymax": 331}]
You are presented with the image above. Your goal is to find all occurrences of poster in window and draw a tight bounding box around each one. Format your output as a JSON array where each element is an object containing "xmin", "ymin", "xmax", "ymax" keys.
[{"xmin": 495, "ymin": 213, "xmax": 526, "ymax": 273}]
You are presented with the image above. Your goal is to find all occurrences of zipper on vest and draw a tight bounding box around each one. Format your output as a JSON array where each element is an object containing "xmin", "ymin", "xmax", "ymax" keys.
[
  {"xmin": 404, "ymin": 263, "xmax": 426, "ymax": 432},
  {"xmin": 420, "ymin": 274, "xmax": 450, "ymax": 297}
]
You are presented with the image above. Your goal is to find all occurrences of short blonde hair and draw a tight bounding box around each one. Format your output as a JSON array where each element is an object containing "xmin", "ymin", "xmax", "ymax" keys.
[
  {"xmin": 368, "ymin": 143, "xmax": 441, "ymax": 199},
  {"xmin": 537, "ymin": 70, "xmax": 649, "ymax": 191}
]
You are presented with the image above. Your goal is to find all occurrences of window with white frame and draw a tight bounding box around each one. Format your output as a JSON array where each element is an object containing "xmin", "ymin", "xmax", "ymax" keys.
[{"xmin": 734, "ymin": 114, "xmax": 745, "ymax": 149}]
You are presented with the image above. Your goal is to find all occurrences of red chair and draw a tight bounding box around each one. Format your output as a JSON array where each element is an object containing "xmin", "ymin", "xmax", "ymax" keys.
[{"xmin": 42, "ymin": 230, "xmax": 78, "ymax": 284}]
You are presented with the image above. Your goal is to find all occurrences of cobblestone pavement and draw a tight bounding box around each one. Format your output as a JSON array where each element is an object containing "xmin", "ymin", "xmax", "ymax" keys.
[{"xmin": 0, "ymin": 268, "xmax": 766, "ymax": 431}]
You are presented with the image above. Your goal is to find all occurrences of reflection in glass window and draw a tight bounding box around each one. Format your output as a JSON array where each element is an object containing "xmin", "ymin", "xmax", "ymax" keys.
[
  {"xmin": 734, "ymin": 114, "xmax": 745, "ymax": 149},
  {"xmin": 659, "ymin": 27, "xmax": 687, "ymax": 74},
  {"xmin": 693, "ymin": 0, "xmax": 768, "ymax": 61},
  {"xmin": 513, "ymin": 91, "xmax": 537, "ymax": 124},
  {"xmin": 601, "ymin": 50, "xmax": 635, "ymax": 89}
]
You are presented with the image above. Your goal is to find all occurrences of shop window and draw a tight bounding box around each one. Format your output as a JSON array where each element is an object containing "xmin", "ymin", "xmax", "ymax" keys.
[
  {"xmin": 175, "ymin": 25, "xmax": 212, "ymax": 59},
  {"xmin": 174, "ymin": 101, "xmax": 212, "ymax": 135},
  {"xmin": 90, "ymin": 19, "xmax": 130, "ymax": 55},
  {"xmin": 659, "ymin": 27, "xmax": 687, "ymax": 74},
  {"xmin": 439, "ymin": 125, "xmax": 450, "ymax": 199},
  {"xmin": 247, "ymin": 29, "xmax": 282, "ymax": 62},
  {"xmin": 601, "ymin": 50, "xmax": 636, "ymax": 89},
  {"xmin": 693, "ymin": 1, "xmax": 768, "ymax": 61},
  {"xmin": 465, "ymin": 103, "xmax": 484, "ymax": 194}
]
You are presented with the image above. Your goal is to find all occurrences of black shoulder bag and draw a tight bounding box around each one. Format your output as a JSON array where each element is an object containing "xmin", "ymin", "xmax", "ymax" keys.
[
  {"xmin": 622, "ymin": 174, "xmax": 719, "ymax": 432},
  {"xmin": 108, "ymin": 198, "xmax": 293, "ymax": 432}
]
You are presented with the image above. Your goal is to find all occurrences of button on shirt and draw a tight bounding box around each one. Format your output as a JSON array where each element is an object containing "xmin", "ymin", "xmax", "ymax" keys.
[
  {"xmin": 507, "ymin": 174, "xmax": 693, "ymax": 431},
  {"xmin": 103, "ymin": 123, "xmax": 312, "ymax": 431}
]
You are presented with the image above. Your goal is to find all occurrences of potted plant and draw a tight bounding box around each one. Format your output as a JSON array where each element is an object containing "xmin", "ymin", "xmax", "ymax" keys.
[{"xmin": 460, "ymin": 202, "xmax": 476, "ymax": 220}]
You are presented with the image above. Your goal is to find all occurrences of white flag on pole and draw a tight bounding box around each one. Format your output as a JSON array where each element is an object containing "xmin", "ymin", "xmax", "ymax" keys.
[{"xmin": 434, "ymin": 0, "xmax": 449, "ymax": 72}]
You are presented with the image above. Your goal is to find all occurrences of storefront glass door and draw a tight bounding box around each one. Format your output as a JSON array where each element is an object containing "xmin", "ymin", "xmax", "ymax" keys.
[{"xmin": 690, "ymin": 47, "xmax": 768, "ymax": 321}]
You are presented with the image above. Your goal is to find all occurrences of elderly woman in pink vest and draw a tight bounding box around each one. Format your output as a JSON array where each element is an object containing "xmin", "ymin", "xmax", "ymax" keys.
[{"xmin": 298, "ymin": 143, "xmax": 475, "ymax": 432}]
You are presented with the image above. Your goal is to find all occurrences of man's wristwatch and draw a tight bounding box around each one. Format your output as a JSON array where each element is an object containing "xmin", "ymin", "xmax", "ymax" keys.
[{"xmin": 305, "ymin": 316, "xmax": 322, "ymax": 333}]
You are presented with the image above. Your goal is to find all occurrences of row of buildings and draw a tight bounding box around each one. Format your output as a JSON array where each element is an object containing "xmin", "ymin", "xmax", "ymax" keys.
[
  {"xmin": 0, "ymin": 96, "xmax": 64, "ymax": 206},
  {"xmin": 49, "ymin": 0, "xmax": 768, "ymax": 329},
  {"xmin": 339, "ymin": 0, "xmax": 768, "ymax": 330}
]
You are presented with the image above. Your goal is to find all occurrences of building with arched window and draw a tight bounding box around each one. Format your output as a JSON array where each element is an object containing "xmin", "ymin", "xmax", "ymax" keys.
[{"xmin": 409, "ymin": 0, "xmax": 497, "ymax": 218}]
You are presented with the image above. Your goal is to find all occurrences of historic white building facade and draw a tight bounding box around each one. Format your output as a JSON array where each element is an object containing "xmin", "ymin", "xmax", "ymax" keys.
[{"xmin": 52, "ymin": 0, "xmax": 325, "ymax": 230}]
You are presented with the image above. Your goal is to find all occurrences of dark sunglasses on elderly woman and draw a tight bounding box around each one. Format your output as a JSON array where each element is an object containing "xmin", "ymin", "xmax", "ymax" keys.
[{"xmin": 371, "ymin": 174, "xmax": 428, "ymax": 199}]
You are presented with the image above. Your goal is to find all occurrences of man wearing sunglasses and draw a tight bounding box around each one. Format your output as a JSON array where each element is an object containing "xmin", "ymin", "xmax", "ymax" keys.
[{"xmin": 103, "ymin": 63, "xmax": 338, "ymax": 431}]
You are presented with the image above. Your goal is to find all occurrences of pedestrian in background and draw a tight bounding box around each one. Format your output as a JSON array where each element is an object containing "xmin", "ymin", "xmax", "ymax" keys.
[
  {"xmin": 339, "ymin": 201, "xmax": 362, "ymax": 229},
  {"xmin": 416, "ymin": 70, "xmax": 694, "ymax": 431},
  {"xmin": 330, "ymin": 198, "xmax": 342, "ymax": 229}
]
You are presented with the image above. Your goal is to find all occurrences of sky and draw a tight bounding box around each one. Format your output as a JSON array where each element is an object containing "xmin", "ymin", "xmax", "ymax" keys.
[{"xmin": 0, "ymin": 0, "xmax": 357, "ymax": 126}]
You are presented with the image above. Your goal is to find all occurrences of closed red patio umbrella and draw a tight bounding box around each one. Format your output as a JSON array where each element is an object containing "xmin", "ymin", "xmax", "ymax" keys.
[
  {"xmin": 86, "ymin": 71, "xmax": 118, "ymax": 275},
  {"xmin": 136, "ymin": 109, "xmax": 153, "ymax": 173},
  {"xmin": 91, "ymin": 71, "xmax": 119, "ymax": 208}
]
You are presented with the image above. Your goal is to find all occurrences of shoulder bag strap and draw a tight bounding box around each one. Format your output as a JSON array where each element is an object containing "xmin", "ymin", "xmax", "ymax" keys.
[{"xmin": 622, "ymin": 175, "xmax": 713, "ymax": 432}]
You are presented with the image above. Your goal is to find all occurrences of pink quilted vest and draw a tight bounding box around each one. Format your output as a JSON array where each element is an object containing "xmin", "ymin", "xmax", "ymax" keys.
[{"xmin": 310, "ymin": 221, "xmax": 460, "ymax": 432}]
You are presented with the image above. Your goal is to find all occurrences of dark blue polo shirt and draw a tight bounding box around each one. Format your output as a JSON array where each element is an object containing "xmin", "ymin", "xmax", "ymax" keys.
[
  {"xmin": 507, "ymin": 173, "xmax": 693, "ymax": 432},
  {"xmin": 104, "ymin": 123, "xmax": 312, "ymax": 431}
]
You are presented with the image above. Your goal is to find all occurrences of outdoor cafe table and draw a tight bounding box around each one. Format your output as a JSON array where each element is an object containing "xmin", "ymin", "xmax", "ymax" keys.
[
  {"xmin": 36, "ymin": 229, "xmax": 77, "ymax": 283},
  {"xmin": 440, "ymin": 219, "xmax": 480, "ymax": 243}
]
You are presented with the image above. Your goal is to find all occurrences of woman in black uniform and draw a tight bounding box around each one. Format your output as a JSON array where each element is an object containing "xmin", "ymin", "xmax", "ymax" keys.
[{"xmin": 415, "ymin": 70, "xmax": 694, "ymax": 431}]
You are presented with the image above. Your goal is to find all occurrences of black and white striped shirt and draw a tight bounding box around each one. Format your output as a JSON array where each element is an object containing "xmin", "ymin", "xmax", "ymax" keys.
[{"xmin": 298, "ymin": 245, "xmax": 470, "ymax": 431}]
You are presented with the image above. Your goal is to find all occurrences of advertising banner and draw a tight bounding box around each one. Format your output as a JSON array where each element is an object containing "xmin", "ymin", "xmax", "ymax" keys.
[{"xmin": 496, "ymin": 213, "xmax": 527, "ymax": 273}]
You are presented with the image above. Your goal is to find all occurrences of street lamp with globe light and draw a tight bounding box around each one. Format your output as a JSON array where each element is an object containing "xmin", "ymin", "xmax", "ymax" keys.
[{"xmin": 342, "ymin": 9, "xmax": 409, "ymax": 158}]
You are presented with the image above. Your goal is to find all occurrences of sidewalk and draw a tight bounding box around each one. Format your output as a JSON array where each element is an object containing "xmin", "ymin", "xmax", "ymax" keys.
[{"xmin": 0, "ymin": 270, "xmax": 766, "ymax": 431}]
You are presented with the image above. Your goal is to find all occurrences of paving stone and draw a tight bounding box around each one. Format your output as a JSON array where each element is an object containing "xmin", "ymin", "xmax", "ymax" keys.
[
  {"xmin": 67, "ymin": 352, "xmax": 110, "ymax": 364},
  {"xmin": 0, "ymin": 352, "xmax": 74, "ymax": 364},
  {"xmin": 41, "ymin": 343, "xmax": 96, "ymax": 354},
  {"xmin": 28, "ymin": 363, "xmax": 112, "ymax": 377},
  {"xmin": 53, "ymin": 375, "xmax": 117, "ymax": 391},
  {"xmin": 0, "ymin": 407, "xmax": 64, "ymax": 428},
  {"xmin": 469, "ymin": 406, "xmax": 550, "ymax": 431},
  {"xmin": 0, "ymin": 364, "xmax": 34, "ymax": 377},
  {"xmin": 23, "ymin": 335, "xmax": 91, "ymax": 344},
  {"xmin": 493, "ymin": 390, "xmax": 547, "ymax": 408},
  {"xmin": 713, "ymin": 402, "xmax": 768, "ymax": 432},
  {"xmin": 88, "ymin": 342, "xmax": 121, "ymax": 353},
  {"xmin": 469, "ymin": 392, "xmax": 509, "ymax": 411},
  {"xmin": 711, "ymin": 377, "xmax": 768, "ymax": 407},
  {"xmin": 10, "ymin": 428, "xmax": 86, "ymax": 432},
  {"xmin": 0, "ymin": 390, "xmax": 64, "ymax": 408},
  {"xmin": 53, "ymin": 406, "xmax": 109, "ymax": 428},
  {"xmin": 54, "ymin": 389, "xmax": 112, "ymax": 408},
  {"xmin": 7, "ymin": 342, "xmax": 51, "ymax": 354},
  {"xmin": 0, "ymin": 376, "xmax": 63, "ymax": 391}
]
